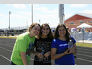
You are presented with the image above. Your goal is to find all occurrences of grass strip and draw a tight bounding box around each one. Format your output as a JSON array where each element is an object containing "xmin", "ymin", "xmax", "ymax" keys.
[{"xmin": 76, "ymin": 42, "xmax": 92, "ymax": 48}]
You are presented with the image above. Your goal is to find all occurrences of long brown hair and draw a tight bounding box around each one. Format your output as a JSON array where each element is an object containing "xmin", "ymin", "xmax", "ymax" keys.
[
  {"xmin": 28, "ymin": 23, "xmax": 41, "ymax": 38},
  {"xmin": 40, "ymin": 23, "xmax": 53, "ymax": 39},
  {"xmin": 28, "ymin": 23, "xmax": 40, "ymax": 32},
  {"xmin": 55, "ymin": 24, "xmax": 70, "ymax": 42}
]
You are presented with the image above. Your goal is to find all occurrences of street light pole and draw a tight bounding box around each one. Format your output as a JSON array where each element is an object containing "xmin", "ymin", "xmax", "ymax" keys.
[
  {"xmin": 9, "ymin": 11, "xmax": 11, "ymax": 31},
  {"xmin": 59, "ymin": 4, "xmax": 64, "ymax": 24},
  {"xmin": 39, "ymin": 19, "xmax": 40, "ymax": 24},
  {"xmin": 8, "ymin": 11, "xmax": 11, "ymax": 36},
  {"xmin": 32, "ymin": 4, "xmax": 33, "ymax": 24}
]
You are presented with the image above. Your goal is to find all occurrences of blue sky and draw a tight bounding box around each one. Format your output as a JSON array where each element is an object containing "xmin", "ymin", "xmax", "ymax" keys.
[{"xmin": 0, "ymin": 4, "xmax": 92, "ymax": 29}]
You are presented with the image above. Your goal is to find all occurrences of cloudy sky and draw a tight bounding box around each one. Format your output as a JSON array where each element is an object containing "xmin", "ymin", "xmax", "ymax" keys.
[{"xmin": 0, "ymin": 4, "xmax": 92, "ymax": 29}]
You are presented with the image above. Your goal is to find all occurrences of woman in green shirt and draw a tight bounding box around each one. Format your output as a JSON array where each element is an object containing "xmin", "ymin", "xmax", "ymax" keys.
[{"xmin": 11, "ymin": 23, "xmax": 41, "ymax": 65}]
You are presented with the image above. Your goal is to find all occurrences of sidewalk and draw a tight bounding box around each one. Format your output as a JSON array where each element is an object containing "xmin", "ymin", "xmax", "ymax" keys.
[
  {"xmin": 0, "ymin": 36, "xmax": 17, "ymax": 39},
  {"xmin": 77, "ymin": 40, "xmax": 92, "ymax": 43}
]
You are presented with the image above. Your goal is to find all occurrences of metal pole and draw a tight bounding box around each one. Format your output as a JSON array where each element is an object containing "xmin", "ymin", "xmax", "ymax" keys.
[
  {"xmin": 83, "ymin": 31, "xmax": 84, "ymax": 43},
  {"xmin": 83, "ymin": 27, "xmax": 84, "ymax": 43},
  {"xmin": 39, "ymin": 19, "xmax": 40, "ymax": 24},
  {"xmin": 59, "ymin": 4, "xmax": 64, "ymax": 24},
  {"xmin": 9, "ymin": 11, "xmax": 11, "ymax": 31},
  {"xmin": 32, "ymin": 4, "xmax": 33, "ymax": 24},
  {"xmin": 8, "ymin": 11, "xmax": 11, "ymax": 36},
  {"xmin": 26, "ymin": 21, "xmax": 28, "ymax": 28}
]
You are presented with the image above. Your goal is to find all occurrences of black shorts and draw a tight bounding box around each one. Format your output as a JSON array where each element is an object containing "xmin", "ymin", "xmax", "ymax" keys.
[
  {"xmin": 34, "ymin": 61, "xmax": 51, "ymax": 65},
  {"xmin": 10, "ymin": 61, "xmax": 16, "ymax": 65}
]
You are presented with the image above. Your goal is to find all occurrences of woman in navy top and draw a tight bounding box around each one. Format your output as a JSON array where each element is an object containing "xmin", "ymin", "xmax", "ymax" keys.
[{"xmin": 51, "ymin": 24, "xmax": 76, "ymax": 65}]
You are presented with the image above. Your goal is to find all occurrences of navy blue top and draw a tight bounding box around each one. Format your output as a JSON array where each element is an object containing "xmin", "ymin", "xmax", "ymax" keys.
[{"xmin": 51, "ymin": 37, "xmax": 76, "ymax": 65}]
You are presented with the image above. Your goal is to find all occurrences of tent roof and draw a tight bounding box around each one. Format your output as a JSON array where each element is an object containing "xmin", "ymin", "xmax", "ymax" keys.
[{"xmin": 77, "ymin": 23, "xmax": 92, "ymax": 28}]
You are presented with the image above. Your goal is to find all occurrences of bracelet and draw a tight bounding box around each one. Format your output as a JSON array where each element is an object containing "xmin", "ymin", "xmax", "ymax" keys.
[{"xmin": 63, "ymin": 52, "xmax": 66, "ymax": 55}]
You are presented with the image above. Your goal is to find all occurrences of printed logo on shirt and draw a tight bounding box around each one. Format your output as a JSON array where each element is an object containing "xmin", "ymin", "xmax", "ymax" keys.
[
  {"xmin": 26, "ymin": 43, "xmax": 34, "ymax": 56},
  {"xmin": 36, "ymin": 41, "xmax": 51, "ymax": 53},
  {"xmin": 59, "ymin": 44, "xmax": 68, "ymax": 47}
]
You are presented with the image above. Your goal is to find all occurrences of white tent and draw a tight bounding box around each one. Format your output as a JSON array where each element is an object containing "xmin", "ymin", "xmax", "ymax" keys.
[{"xmin": 77, "ymin": 23, "xmax": 92, "ymax": 28}]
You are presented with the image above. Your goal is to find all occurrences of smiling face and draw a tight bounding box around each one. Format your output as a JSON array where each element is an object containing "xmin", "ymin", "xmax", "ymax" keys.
[
  {"xmin": 29, "ymin": 24, "xmax": 40, "ymax": 37},
  {"xmin": 41, "ymin": 25, "xmax": 50, "ymax": 36},
  {"xmin": 55, "ymin": 24, "xmax": 70, "ymax": 41},
  {"xmin": 55, "ymin": 24, "xmax": 68, "ymax": 39},
  {"xmin": 58, "ymin": 26, "xmax": 66, "ymax": 37}
]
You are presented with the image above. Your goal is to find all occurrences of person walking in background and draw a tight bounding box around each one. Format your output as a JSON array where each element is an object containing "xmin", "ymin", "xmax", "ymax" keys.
[
  {"xmin": 51, "ymin": 24, "xmax": 76, "ymax": 65},
  {"xmin": 10, "ymin": 23, "xmax": 41, "ymax": 65},
  {"xmin": 34, "ymin": 23, "xmax": 53, "ymax": 65}
]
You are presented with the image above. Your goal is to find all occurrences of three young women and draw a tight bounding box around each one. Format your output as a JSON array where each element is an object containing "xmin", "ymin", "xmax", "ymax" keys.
[{"xmin": 11, "ymin": 23, "xmax": 76, "ymax": 65}]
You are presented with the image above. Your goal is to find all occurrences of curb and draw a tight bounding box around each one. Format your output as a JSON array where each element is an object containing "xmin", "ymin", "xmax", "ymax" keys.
[{"xmin": 0, "ymin": 36, "xmax": 17, "ymax": 39}]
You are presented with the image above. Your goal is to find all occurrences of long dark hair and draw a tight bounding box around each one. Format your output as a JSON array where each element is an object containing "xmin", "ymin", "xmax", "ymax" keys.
[
  {"xmin": 40, "ymin": 23, "xmax": 53, "ymax": 39},
  {"xmin": 55, "ymin": 24, "xmax": 70, "ymax": 42}
]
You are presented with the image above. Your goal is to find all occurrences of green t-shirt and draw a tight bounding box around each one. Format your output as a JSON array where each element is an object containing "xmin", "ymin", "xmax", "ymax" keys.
[{"xmin": 11, "ymin": 32, "xmax": 35, "ymax": 65}]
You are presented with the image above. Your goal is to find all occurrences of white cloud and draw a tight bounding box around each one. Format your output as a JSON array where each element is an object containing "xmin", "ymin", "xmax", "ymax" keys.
[
  {"xmin": 33, "ymin": 12, "xmax": 59, "ymax": 28},
  {"xmin": 5, "ymin": 4, "xmax": 59, "ymax": 28},
  {"xmin": 27, "ymin": 13, "xmax": 58, "ymax": 28},
  {"xmin": 0, "ymin": 13, "xmax": 4, "ymax": 16},
  {"xmin": 13, "ymin": 4, "xmax": 26, "ymax": 9},
  {"xmin": 5, "ymin": 4, "xmax": 26, "ymax": 9},
  {"xmin": 34, "ymin": 5, "xmax": 58, "ymax": 15},
  {"xmin": 0, "ymin": 4, "xmax": 59, "ymax": 28},
  {"xmin": 81, "ymin": 10, "xmax": 92, "ymax": 14},
  {"xmin": 65, "ymin": 10, "xmax": 92, "ymax": 20},
  {"xmin": 78, "ymin": 10, "xmax": 92, "ymax": 18},
  {"xmin": 35, "ymin": 6, "xmax": 49, "ymax": 12},
  {"xmin": 65, "ymin": 13, "xmax": 73, "ymax": 20},
  {"xmin": 12, "ymin": 14, "xmax": 25, "ymax": 19},
  {"xmin": 70, "ymin": 4, "xmax": 88, "ymax": 8},
  {"xmin": 0, "ymin": 20, "xmax": 8, "ymax": 29},
  {"xmin": 28, "ymin": 5, "xmax": 59, "ymax": 27}
]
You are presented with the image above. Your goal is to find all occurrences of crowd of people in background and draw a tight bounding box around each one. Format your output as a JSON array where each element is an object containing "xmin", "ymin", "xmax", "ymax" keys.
[{"xmin": 10, "ymin": 23, "xmax": 76, "ymax": 65}]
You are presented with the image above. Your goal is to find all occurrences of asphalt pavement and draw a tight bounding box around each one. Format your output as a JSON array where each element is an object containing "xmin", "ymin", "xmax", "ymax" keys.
[{"xmin": 0, "ymin": 38, "xmax": 92, "ymax": 65}]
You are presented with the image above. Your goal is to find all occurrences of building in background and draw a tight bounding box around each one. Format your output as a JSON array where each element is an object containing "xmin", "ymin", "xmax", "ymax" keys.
[{"xmin": 64, "ymin": 14, "xmax": 92, "ymax": 32}]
